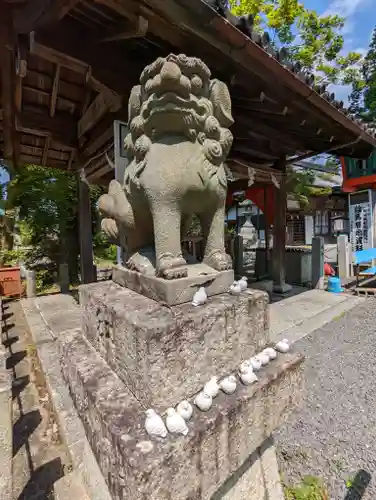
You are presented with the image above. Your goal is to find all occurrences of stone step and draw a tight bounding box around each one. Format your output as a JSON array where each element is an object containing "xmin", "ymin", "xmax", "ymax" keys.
[{"xmin": 54, "ymin": 472, "xmax": 91, "ymax": 500}]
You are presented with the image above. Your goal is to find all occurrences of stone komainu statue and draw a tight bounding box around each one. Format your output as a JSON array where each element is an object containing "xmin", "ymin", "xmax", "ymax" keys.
[{"xmin": 99, "ymin": 54, "xmax": 234, "ymax": 279}]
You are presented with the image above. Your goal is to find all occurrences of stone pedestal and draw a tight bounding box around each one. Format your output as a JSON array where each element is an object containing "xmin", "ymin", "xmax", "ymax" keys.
[
  {"xmin": 26, "ymin": 269, "xmax": 36, "ymax": 298},
  {"xmin": 337, "ymin": 234, "xmax": 350, "ymax": 279},
  {"xmin": 54, "ymin": 279, "xmax": 306, "ymax": 500},
  {"xmin": 112, "ymin": 263, "xmax": 234, "ymax": 306},
  {"xmin": 80, "ymin": 281, "xmax": 269, "ymax": 411},
  {"xmin": 60, "ymin": 327, "xmax": 303, "ymax": 500},
  {"xmin": 312, "ymin": 236, "xmax": 324, "ymax": 289}
]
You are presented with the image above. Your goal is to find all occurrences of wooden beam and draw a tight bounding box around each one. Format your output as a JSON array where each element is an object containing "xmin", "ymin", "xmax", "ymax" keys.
[
  {"xmin": 77, "ymin": 89, "xmax": 121, "ymax": 138},
  {"xmin": 13, "ymin": 0, "xmax": 82, "ymax": 33},
  {"xmin": 42, "ymin": 135, "xmax": 50, "ymax": 164},
  {"xmin": 92, "ymin": 0, "xmax": 140, "ymax": 23},
  {"xmin": 0, "ymin": 6, "xmax": 17, "ymax": 162},
  {"xmin": 67, "ymin": 149, "xmax": 75, "ymax": 170},
  {"xmin": 23, "ymin": 85, "xmax": 76, "ymax": 114},
  {"xmin": 17, "ymin": 109, "xmax": 77, "ymax": 148},
  {"xmin": 30, "ymin": 40, "xmax": 90, "ymax": 77},
  {"xmin": 20, "ymin": 143, "xmax": 70, "ymax": 162},
  {"xmin": 100, "ymin": 16, "xmax": 148, "ymax": 43},
  {"xmin": 233, "ymin": 145, "xmax": 279, "ymax": 161},
  {"xmin": 50, "ymin": 64, "xmax": 60, "ymax": 117},
  {"xmin": 34, "ymin": 22, "xmax": 139, "ymax": 94},
  {"xmin": 77, "ymin": 169, "xmax": 96, "ymax": 283},
  {"xmin": 271, "ymin": 157, "xmax": 289, "ymax": 293}
]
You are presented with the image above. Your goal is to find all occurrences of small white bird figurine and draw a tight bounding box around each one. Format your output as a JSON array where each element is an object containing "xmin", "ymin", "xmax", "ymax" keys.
[
  {"xmin": 229, "ymin": 281, "xmax": 242, "ymax": 295},
  {"xmin": 275, "ymin": 339, "xmax": 290, "ymax": 353},
  {"xmin": 165, "ymin": 407, "xmax": 189, "ymax": 436},
  {"xmin": 239, "ymin": 276, "xmax": 248, "ymax": 291},
  {"xmin": 145, "ymin": 409, "xmax": 168, "ymax": 438},
  {"xmin": 192, "ymin": 287, "xmax": 207, "ymax": 306},
  {"xmin": 194, "ymin": 390, "xmax": 213, "ymax": 411},
  {"xmin": 256, "ymin": 352, "xmax": 270, "ymax": 366},
  {"xmin": 176, "ymin": 400, "xmax": 193, "ymax": 421},
  {"xmin": 263, "ymin": 347, "xmax": 277, "ymax": 360},
  {"xmin": 249, "ymin": 357, "xmax": 262, "ymax": 371},
  {"xmin": 204, "ymin": 376, "xmax": 220, "ymax": 398},
  {"xmin": 239, "ymin": 365, "xmax": 259, "ymax": 385},
  {"xmin": 239, "ymin": 360, "xmax": 252, "ymax": 373},
  {"xmin": 220, "ymin": 375, "xmax": 237, "ymax": 394}
]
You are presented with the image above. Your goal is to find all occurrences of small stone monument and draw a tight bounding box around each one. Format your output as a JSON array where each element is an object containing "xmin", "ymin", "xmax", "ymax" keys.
[{"xmin": 61, "ymin": 54, "xmax": 304, "ymax": 500}]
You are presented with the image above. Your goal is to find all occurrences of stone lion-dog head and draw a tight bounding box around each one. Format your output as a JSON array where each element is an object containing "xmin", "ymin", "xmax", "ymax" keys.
[{"xmin": 123, "ymin": 54, "xmax": 234, "ymax": 187}]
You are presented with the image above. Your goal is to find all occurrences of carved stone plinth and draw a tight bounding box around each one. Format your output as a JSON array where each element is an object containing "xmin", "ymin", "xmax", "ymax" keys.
[
  {"xmin": 79, "ymin": 281, "xmax": 269, "ymax": 411},
  {"xmin": 112, "ymin": 263, "xmax": 234, "ymax": 305},
  {"xmin": 60, "ymin": 328, "xmax": 304, "ymax": 500}
]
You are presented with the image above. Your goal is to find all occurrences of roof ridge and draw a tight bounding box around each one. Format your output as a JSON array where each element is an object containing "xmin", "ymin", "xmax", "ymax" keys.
[{"xmin": 203, "ymin": 0, "xmax": 376, "ymax": 140}]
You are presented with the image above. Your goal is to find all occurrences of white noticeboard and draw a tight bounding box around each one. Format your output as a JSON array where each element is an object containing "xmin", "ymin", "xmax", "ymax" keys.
[
  {"xmin": 348, "ymin": 190, "xmax": 373, "ymax": 252},
  {"xmin": 113, "ymin": 120, "xmax": 130, "ymax": 265}
]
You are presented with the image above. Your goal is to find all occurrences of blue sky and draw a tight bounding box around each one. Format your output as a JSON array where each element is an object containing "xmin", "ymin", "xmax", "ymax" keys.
[{"xmin": 304, "ymin": 0, "xmax": 375, "ymax": 103}]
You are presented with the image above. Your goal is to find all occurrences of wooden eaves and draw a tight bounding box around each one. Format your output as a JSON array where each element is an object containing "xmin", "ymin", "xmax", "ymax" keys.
[{"xmin": 0, "ymin": 0, "xmax": 375, "ymax": 186}]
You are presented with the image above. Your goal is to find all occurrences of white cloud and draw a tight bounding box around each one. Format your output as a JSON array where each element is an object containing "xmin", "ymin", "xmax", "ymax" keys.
[{"xmin": 323, "ymin": 0, "xmax": 370, "ymax": 34}]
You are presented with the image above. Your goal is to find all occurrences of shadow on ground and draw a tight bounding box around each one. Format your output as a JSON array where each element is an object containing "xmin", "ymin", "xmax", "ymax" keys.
[{"xmin": 17, "ymin": 458, "xmax": 64, "ymax": 500}]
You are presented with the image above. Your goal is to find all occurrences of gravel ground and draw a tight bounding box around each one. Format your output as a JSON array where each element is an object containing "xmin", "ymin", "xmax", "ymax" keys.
[{"xmin": 275, "ymin": 298, "xmax": 376, "ymax": 499}]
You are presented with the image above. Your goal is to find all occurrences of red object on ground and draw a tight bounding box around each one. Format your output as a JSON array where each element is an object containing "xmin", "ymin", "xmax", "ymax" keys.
[
  {"xmin": 0, "ymin": 266, "xmax": 23, "ymax": 297},
  {"xmin": 324, "ymin": 263, "xmax": 335, "ymax": 276}
]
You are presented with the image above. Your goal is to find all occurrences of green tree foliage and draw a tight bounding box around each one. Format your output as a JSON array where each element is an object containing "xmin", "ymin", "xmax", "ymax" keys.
[
  {"xmin": 349, "ymin": 27, "xmax": 376, "ymax": 122},
  {"xmin": 3, "ymin": 165, "xmax": 110, "ymax": 290},
  {"xmin": 286, "ymin": 166, "xmax": 332, "ymax": 208},
  {"xmin": 229, "ymin": 0, "xmax": 362, "ymax": 85}
]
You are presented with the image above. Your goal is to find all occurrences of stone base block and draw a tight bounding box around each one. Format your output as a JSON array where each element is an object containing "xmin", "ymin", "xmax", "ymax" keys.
[
  {"xmin": 79, "ymin": 281, "xmax": 269, "ymax": 411},
  {"xmin": 60, "ymin": 328, "xmax": 304, "ymax": 500},
  {"xmin": 112, "ymin": 263, "xmax": 234, "ymax": 306},
  {"xmin": 54, "ymin": 472, "xmax": 90, "ymax": 500}
]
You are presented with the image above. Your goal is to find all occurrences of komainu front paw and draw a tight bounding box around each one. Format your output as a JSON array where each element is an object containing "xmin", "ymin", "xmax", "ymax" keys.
[
  {"xmin": 156, "ymin": 253, "xmax": 188, "ymax": 280},
  {"xmin": 101, "ymin": 218, "xmax": 119, "ymax": 245},
  {"xmin": 204, "ymin": 250, "xmax": 232, "ymax": 271}
]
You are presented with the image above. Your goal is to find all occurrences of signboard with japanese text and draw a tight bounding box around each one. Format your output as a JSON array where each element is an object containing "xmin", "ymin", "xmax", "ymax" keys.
[
  {"xmin": 113, "ymin": 120, "xmax": 129, "ymax": 265},
  {"xmin": 349, "ymin": 190, "xmax": 373, "ymax": 252}
]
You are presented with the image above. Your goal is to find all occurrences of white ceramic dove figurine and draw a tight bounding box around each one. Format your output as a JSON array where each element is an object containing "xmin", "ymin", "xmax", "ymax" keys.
[
  {"xmin": 275, "ymin": 339, "xmax": 290, "ymax": 353},
  {"xmin": 229, "ymin": 281, "xmax": 242, "ymax": 295},
  {"xmin": 192, "ymin": 287, "xmax": 207, "ymax": 306},
  {"xmin": 204, "ymin": 376, "xmax": 220, "ymax": 398},
  {"xmin": 165, "ymin": 407, "xmax": 189, "ymax": 436},
  {"xmin": 256, "ymin": 352, "xmax": 270, "ymax": 366},
  {"xmin": 194, "ymin": 390, "xmax": 213, "ymax": 411},
  {"xmin": 145, "ymin": 409, "xmax": 168, "ymax": 438},
  {"xmin": 239, "ymin": 276, "xmax": 248, "ymax": 291},
  {"xmin": 176, "ymin": 400, "xmax": 193, "ymax": 421},
  {"xmin": 239, "ymin": 360, "xmax": 252, "ymax": 373},
  {"xmin": 220, "ymin": 375, "xmax": 237, "ymax": 394},
  {"xmin": 263, "ymin": 347, "xmax": 277, "ymax": 360},
  {"xmin": 249, "ymin": 356, "xmax": 262, "ymax": 371},
  {"xmin": 239, "ymin": 365, "xmax": 259, "ymax": 385}
]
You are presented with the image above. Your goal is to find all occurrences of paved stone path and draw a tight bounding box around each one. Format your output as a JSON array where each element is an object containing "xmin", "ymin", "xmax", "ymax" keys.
[
  {"xmin": 2, "ymin": 299, "xmax": 70, "ymax": 499},
  {"xmin": 275, "ymin": 298, "xmax": 376, "ymax": 500}
]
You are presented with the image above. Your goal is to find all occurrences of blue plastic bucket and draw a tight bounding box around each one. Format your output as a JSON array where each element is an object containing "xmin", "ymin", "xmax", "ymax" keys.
[{"xmin": 327, "ymin": 276, "xmax": 343, "ymax": 293}]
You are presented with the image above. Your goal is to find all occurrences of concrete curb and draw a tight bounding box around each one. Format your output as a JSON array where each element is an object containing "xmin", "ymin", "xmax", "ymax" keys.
[
  {"xmin": 271, "ymin": 294, "xmax": 364, "ymax": 345},
  {"xmin": 21, "ymin": 298, "xmax": 111, "ymax": 500},
  {"xmin": 0, "ymin": 298, "xmax": 13, "ymax": 500}
]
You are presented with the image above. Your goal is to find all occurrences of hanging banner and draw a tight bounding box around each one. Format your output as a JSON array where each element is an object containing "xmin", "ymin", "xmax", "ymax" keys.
[{"xmin": 348, "ymin": 190, "xmax": 373, "ymax": 252}]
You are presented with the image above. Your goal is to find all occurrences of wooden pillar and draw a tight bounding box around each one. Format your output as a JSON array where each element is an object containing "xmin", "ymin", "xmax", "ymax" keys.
[
  {"xmin": 264, "ymin": 185, "xmax": 269, "ymax": 275},
  {"xmin": 272, "ymin": 160, "xmax": 292, "ymax": 293},
  {"xmin": 77, "ymin": 169, "xmax": 96, "ymax": 284}
]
